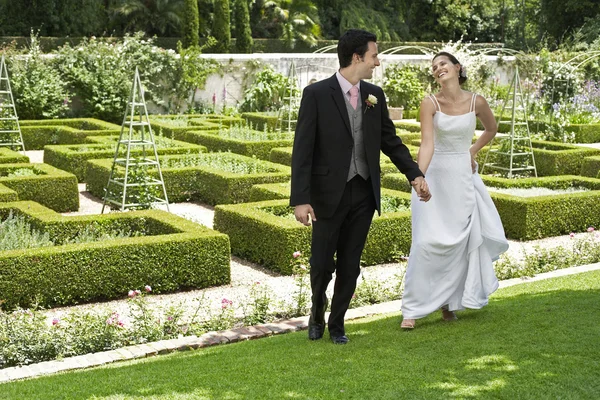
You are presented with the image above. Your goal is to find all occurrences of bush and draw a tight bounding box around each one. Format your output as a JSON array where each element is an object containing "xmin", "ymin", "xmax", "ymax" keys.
[
  {"xmin": 383, "ymin": 64, "xmax": 425, "ymax": 110},
  {"xmin": 7, "ymin": 32, "xmax": 70, "ymax": 119},
  {"xmin": 239, "ymin": 66, "xmax": 298, "ymax": 112},
  {"xmin": 86, "ymin": 153, "xmax": 291, "ymax": 205},
  {"xmin": 214, "ymin": 191, "xmax": 412, "ymax": 274},
  {"xmin": 44, "ymin": 139, "xmax": 206, "ymax": 182},
  {"xmin": 0, "ymin": 148, "xmax": 28, "ymax": 164},
  {"xmin": 0, "ymin": 201, "xmax": 231, "ymax": 310},
  {"xmin": 241, "ymin": 112, "xmax": 280, "ymax": 131},
  {"xmin": 211, "ymin": 0, "xmax": 231, "ymax": 53},
  {"xmin": 0, "ymin": 163, "xmax": 78, "ymax": 212},
  {"xmin": 269, "ymin": 147, "xmax": 293, "ymax": 166},
  {"xmin": 581, "ymin": 156, "xmax": 600, "ymax": 178}
]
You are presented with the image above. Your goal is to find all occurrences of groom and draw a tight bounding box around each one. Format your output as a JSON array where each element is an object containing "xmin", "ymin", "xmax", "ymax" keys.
[{"xmin": 290, "ymin": 29, "xmax": 430, "ymax": 344}]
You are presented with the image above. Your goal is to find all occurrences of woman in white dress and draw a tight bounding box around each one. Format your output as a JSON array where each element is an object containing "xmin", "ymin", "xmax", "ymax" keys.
[{"xmin": 400, "ymin": 52, "xmax": 509, "ymax": 329}]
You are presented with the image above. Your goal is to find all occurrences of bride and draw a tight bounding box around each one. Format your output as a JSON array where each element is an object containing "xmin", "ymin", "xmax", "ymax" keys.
[{"xmin": 400, "ymin": 52, "xmax": 509, "ymax": 329}]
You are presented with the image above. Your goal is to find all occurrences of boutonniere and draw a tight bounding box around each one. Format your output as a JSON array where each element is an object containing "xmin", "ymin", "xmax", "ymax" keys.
[{"xmin": 365, "ymin": 94, "xmax": 378, "ymax": 113}]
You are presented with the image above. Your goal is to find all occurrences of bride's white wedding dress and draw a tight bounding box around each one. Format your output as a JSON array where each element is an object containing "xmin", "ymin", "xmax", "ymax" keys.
[{"xmin": 401, "ymin": 93, "xmax": 509, "ymax": 320}]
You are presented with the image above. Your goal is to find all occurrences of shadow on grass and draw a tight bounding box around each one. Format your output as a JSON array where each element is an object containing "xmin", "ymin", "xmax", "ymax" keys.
[{"xmin": 3, "ymin": 272, "xmax": 600, "ymax": 399}]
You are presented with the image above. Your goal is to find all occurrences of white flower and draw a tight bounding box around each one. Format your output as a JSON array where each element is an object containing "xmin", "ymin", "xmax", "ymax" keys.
[{"xmin": 367, "ymin": 94, "xmax": 378, "ymax": 106}]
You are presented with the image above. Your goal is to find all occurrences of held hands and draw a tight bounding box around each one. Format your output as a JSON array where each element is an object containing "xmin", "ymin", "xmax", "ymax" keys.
[
  {"xmin": 294, "ymin": 204, "xmax": 317, "ymax": 226},
  {"xmin": 411, "ymin": 176, "xmax": 431, "ymax": 202}
]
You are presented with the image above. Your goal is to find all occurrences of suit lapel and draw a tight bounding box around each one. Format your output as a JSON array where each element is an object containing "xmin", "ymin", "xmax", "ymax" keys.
[{"xmin": 329, "ymin": 75, "xmax": 352, "ymax": 135}]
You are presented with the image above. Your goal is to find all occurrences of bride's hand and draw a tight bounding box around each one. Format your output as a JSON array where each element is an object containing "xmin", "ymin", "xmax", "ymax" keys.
[{"xmin": 470, "ymin": 151, "xmax": 478, "ymax": 174}]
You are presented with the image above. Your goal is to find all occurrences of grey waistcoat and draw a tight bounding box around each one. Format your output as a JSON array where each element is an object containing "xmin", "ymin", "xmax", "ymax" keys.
[{"xmin": 344, "ymin": 93, "xmax": 370, "ymax": 181}]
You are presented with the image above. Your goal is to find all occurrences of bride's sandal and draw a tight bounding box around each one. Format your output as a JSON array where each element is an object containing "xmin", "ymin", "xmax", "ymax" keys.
[
  {"xmin": 441, "ymin": 307, "xmax": 458, "ymax": 321},
  {"xmin": 400, "ymin": 319, "xmax": 416, "ymax": 329}
]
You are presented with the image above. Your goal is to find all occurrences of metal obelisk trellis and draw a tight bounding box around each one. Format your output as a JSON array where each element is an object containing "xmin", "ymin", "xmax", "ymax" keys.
[
  {"xmin": 0, "ymin": 55, "xmax": 25, "ymax": 153},
  {"xmin": 101, "ymin": 67, "xmax": 169, "ymax": 213},
  {"xmin": 481, "ymin": 65, "xmax": 537, "ymax": 178},
  {"xmin": 278, "ymin": 61, "xmax": 301, "ymax": 133}
]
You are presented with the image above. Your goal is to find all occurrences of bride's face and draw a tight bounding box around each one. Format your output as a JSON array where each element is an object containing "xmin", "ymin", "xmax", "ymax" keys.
[{"xmin": 432, "ymin": 56, "xmax": 460, "ymax": 84}]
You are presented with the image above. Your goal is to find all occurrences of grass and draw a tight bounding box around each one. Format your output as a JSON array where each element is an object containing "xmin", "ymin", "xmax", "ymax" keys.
[{"xmin": 2, "ymin": 271, "xmax": 600, "ymax": 399}]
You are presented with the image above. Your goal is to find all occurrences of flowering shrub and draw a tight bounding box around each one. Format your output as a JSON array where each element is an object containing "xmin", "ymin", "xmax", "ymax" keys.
[
  {"xmin": 7, "ymin": 32, "xmax": 70, "ymax": 120},
  {"xmin": 239, "ymin": 65, "xmax": 299, "ymax": 112},
  {"xmin": 382, "ymin": 64, "xmax": 425, "ymax": 110}
]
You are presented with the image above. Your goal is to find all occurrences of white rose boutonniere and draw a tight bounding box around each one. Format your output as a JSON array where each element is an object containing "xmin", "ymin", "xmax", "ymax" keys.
[{"xmin": 365, "ymin": 94, "xmax": 378, "ymax": 113}]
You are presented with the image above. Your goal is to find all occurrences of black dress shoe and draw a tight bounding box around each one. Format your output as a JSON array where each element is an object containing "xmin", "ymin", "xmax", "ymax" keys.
[
  {"xmin": 308, "ymin": 323, "xmax": 325, "ymax": 340},
  {"xmin": 330, "ymin": 335, "xmax": 349, "ymax": 345}
]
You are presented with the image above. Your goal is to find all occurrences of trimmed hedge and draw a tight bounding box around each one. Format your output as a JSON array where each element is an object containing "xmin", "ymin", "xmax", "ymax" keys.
[
  {"xmin": 214, "ymin": 190, "xmax": 412, "ymax": 274},
  {"xmin": 478, "ymin": 139, "xmax": 600, "ymax": 176},
  {"xmin": 20, "ymin": 126, "xmax": 120, "ymax": 150},
  {"xmin": 20, "ymin": 118, "xmax": 120, "ymax": 130},
  {"xmin": 269, "ymin": 146, "xmax": 293, "ymax": 166},
  {"xmin": 44, "ymin": 140, "xmax": 206, "ymax": 182},
  {"xmin": 0, "ymin": 163, "xmax": 78, "ymax": 212},
  {"xmin": 0, "ymin": 201, "xmax": 231, "ymax": 309},
  {"xmin": 241, "ymin": 112, "xmax": 280, "ymax": 132},
  {"xmin": 150, "ymin": 113, "xmax": 245, "ymax": 128},
  {"xmin": 382, "ymin": 173, "xmax": 600, "ymax": 240},
  {"xmin": 249, "ymin": 182, "xmax": 290, "ymax": 202},
  {"xmin": 86, "ymin": 153, "xmax": 291, "ymax": 205},
  {"xmin": 581, "ymin": 156, "xmax": 600, "ymax": 178},
  {"xmin": 566, "ymin": 123, "xmax": 600, "ymax": 143},
  {"xmin": 0, "ymin": 185, "xmax": 18, "ymax": 202},
  {"xmin": 393, "ymin": 121, "xmax": 421, "ymax": 133},
  {"xmin": 0, "ymin": 148, "xmax": 29, "ymax": 164},
  {"xmin": 184, "ymin": 129, "xmax": 294, "ymax": 160}
]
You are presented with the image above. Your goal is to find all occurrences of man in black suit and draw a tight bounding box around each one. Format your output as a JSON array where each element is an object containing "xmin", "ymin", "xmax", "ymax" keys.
[{"xmin": 290, "ymin": 29, "xmax": 431, "ymax": 344}]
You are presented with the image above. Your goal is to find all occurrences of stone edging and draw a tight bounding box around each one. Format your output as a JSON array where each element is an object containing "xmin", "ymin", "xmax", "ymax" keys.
[{"xmin": 1, "ymin": 263, "xmax": 599, "ymax": 383}]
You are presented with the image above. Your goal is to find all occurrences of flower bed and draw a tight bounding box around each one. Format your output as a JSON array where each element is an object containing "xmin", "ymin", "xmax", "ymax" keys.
[
  {"xmin": 44, "ymin": 139, "xmax": 206, "ymax": 182},
  {"xmin": 214, "ymin": 189, "xmax": 412, "ymax": 274},
  {"xmin": 0, "ymin": 163, "xmax": 78, "ymax": 212},
  {"xmin": 85, "ymin": 152, "xmax": 291, "ymax": 205},
  {"xmin": 0, "ymin": 201, "xmax": 231, "ymax": 310}
]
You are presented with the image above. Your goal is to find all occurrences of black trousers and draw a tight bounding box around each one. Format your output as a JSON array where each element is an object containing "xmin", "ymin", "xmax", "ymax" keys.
[{"xmin": 309, "ymin": 175, "xmax": 376, "ymax": 337}]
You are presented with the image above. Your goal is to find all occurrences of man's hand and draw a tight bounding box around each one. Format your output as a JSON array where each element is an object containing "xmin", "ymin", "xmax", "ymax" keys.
[
  {"xmin": 411, "ymin": 176, "xmax": 431, "ymax": 202},
  {"xmin": 294, "ymin": 204, "xmax": 317, "ymax": 226}
]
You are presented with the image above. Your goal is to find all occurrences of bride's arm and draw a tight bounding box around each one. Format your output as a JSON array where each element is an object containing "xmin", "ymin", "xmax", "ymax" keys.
[{"xmin": 417, "ymin": 98, "xmax": 435, "ymax": 175}]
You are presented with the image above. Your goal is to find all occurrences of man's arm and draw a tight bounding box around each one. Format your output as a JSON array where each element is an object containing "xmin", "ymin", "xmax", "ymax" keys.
[
  {"xmin": 290, "ymin": 87, "xmax": 318, "ymax": 224},
  {"xmin": 378, "ymin": 89, "xmax": 424, "ymax": 183}
]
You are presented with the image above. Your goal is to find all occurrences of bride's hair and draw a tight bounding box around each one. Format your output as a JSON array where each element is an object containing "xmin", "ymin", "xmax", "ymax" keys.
[{"xmin": 433, "ymin": 51, "xmax": 467, "ymax": 85}]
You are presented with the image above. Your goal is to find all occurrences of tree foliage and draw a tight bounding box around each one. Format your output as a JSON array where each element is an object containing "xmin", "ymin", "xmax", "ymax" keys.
[
  {"xmin": 212, "ymin": 0, "xmax": 231, "ymax": 53},
  {"xmin": 182, "ymin": 0, "xmax": 200, "ymax": 47},
  {"xmin": 234, "ymin": 0, "xmax": 253, "ymax": 53}
]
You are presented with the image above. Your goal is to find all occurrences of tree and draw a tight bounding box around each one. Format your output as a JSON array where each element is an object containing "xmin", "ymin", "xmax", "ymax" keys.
[
  {"xmin": 183, "ymin": 0, "xmax": 200, "ymax": 47},
  {"xmin": 212, "ymin": 0, "xmax": 231, "ymax": 53},
  {"xmin": 234, "ymin": 0, "xmax": 253, "ymax": 53},
  {"xmin": 111, "ymin": 0, "xmax": 185, "ymax": 36}
]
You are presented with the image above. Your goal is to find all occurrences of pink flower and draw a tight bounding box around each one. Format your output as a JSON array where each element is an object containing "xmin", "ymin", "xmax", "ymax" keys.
[
  {"xmin": 221, "ymin": 298, "xmax": 233, "ymax": 309},
  {"xmin": 167, "ymin": 316, "xmax": 174, "ymax": 321},
  {"xmin": 144, "ymin": 285, "xmax": 152, "ymax": 292},
  {"xmin": 255, "ymin": 281, "xmax": 261, "ymax": 285},
  {"xmin": 588, "ymin": 227, "xmax": 595, "ymax": 232},
  {"xmin": 128, "ymin": 290, "xmax": 136, "ymax": 298},
  {"xmin": 569, "ymin": 232, "xmax": 575, "ymax": 238},
  {"xmin": 299, "ymin": 264, "xmax": 307, "ymax": 271},
  {"xmin": 293, "ymin": 251, "xmax": 302, "ymax": 258},
  {"xmin": 52, "ymin": 318, "xmax": 59, "ymax": 326},
  {"xmin": 117, "ymin": 320, "xmax": 124, "ymax": 327},
  {"xmin": 135, "ymin": 289, "xmax": 141, "ymax": 295}
]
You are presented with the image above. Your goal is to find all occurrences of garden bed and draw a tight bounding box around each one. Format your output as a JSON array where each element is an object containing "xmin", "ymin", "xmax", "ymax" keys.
[
  {"xmin": 0, "ymin": 201, "xmax": 231, "ymax": 310},
  {"xmin": 0, "ymin": 163, "xmax": 78, "ymax": 212},
  {"xmin": 382, "ymin": 173, "xmax": 600, "ymax": 240},
  {"xmin": 85, "ymin": 152, "xmax": 291, "ymax": 205},
  {"xmin": 44, "ymin": 139, "xmax": 206, "ymax": 182},
  {"xmin": 214, "ymin": 189, "xmax": 412, "ymax": 274}
]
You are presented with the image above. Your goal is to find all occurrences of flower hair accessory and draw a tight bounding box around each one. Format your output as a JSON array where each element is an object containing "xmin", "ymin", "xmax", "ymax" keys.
[
  {"xmin": 365, "ymin": 94, "xmax": 378, "ymax": 113},
  {"xmin": 460, "ymin": 66, "xmax": 467, "ymax": 78}
]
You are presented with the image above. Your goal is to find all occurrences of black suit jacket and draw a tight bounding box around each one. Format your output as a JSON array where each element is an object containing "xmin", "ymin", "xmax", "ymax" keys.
[{"xmin": 290, "ymin": 74, "xmax": 424, "ymax": 219}]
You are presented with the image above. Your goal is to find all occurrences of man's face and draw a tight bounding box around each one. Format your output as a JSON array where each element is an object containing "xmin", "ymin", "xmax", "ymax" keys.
[{"xmin": 355, "ymin": 41, "xmax": 380, "ymax": 80}]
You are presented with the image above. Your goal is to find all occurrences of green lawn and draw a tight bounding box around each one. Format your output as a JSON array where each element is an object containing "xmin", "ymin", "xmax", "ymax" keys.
[{"xmin": 3, "ymin": 271, "xmax": 600, "ymax": 399}]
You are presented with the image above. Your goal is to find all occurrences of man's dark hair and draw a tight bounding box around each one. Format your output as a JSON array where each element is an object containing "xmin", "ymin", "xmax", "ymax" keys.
[
  {"xmin": 433, "ymin": 51, "xmax": 468, "ymax": 85},
  {"xmin": 337, "ymin": 29, "xmax": 377, "ymax": 68}
]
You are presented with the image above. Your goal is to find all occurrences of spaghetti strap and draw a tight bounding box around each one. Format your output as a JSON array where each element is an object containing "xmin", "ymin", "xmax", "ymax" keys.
[
  {"xmin": 429, "ymin": 95, "xmax": 441, "ymax": 112},
  {"xmin": 470, "ymin": 93, "xmax": 477, "ymax": 113}
]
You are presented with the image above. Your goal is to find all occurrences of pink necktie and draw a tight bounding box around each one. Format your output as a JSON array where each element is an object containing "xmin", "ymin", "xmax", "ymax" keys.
[{"xmin": 349, "ymin": 86, "xmax": 358, "ymax": 110}]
